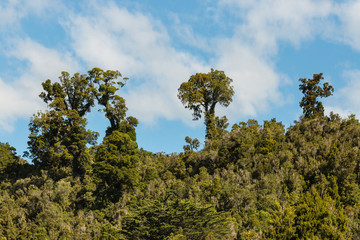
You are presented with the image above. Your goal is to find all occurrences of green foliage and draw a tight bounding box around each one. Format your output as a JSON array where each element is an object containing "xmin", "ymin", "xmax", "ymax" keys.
[
  {"xmin": 40, "ymin": 71, "xmax": 94, "ymax": 116},
  {"xmin": 183, "ymin": 136, "xmax": 200, "ymax": 152},
  {"xmin": 299, "ymin": 73, "xmax": 334, "ymax": 118},
  {"xmin": 178, "ymin": 69, "xmax": 234, "ymax": 140},
  {"xmin": 215, "ymin": 115, "xmax": 229, "ymax": 137},
  {"xmin": 87, "ymin": 68, "xmax": 131, "ymax": 136},
  {"xmin": 0, "ymin": 142, "xmax": 17, "ymax": 172},
  {"xmin": 122, "ymin": 198, "xmax": 236, "ymax": 240},
  {"xmin": 27, "ymin": 67, "xmax": 135, "ymax": 179},
  {"xmin": 28, "ymin": 69, "xmax": 102, "ymax": 177},
  {"xmin": 263, "ymin": 201, "xmax": 296, "ymax": 239},
  {"xmin": 286, "ymin": 114, "xmax": 360, "ymax": 205},
  {"xmin": 4, "ymin": 69, "xmax": 360, "ymax": 239},
  {"xmin": 93, "ymin": 130, "xmax": 139, "ymax": 205},
  {"xmin": 28, "ymin": 109, "xmax": 97, "ymax": 177},
  {"xmin": 294, "ymin": 186, "xmax": 350, "ymax": 239},
  {"xmin": 0, "ymin": 143, "xmax": 30, "ymax": 180}
]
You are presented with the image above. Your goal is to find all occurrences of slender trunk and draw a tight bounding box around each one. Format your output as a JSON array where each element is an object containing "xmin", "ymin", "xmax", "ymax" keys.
[{"xmin": 205, "ymin": 106, "xmax": 216, "ymax": 140}]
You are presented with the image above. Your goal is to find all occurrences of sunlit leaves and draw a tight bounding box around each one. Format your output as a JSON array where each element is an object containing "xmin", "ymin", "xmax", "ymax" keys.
[
  {"xmin": 299, "ymin": 73, "xmax": 334, "ymax": 118},
  {"xmin": 178, "ymin": 69, "xmax": 234, "ymax": 140},
  {"xmin": 122, "ymin": 198, "xmax": 236, "ymax": 240}
]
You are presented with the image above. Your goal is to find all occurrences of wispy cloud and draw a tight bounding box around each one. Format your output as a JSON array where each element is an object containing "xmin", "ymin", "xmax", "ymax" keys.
[
  {"xmin": 64, "ymin": 2, "xmax": 208, "ymax": 124},
  {"xmin": 0, "ymin": 38, "xmax": 80, "ymax": 132},
  {"xmin": 213, "ymin": 38, "xmax": 283, "ymax": 120},
  {"xmin": 0, "ymin": 77, "xmax": 35, "ymax": 131},
  {"xmin": 218, "ymin": 0, "xmax": 334, "ymax": 53},
  {"xmin": 333, "ymin": 1, "xmax": 360, "ymax": 51},
  {"xmin": 62, "ymin": 0, "xmax": 288, "ymax": 125},
  {"xmin": 217, "ymin": 0, "xmax": 360, "ymax": 54},
  {"xmin": 2, "ymin": 0, "xmax": 360, "ymax": 133},
  {"xmin": 0, "ymin": 0, "xmax": 60, "ymax": 31},
  {"xmin": 326, "ymin": 69, "xmax": 360, "ymax": 118},
  {"xmin": 216, "ymin": 0, "xmax": 360, "ymax": 121}
]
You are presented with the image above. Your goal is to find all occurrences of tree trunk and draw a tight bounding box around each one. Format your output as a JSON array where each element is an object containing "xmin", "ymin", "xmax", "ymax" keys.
[{"xmin": 204, "ymin": 107, "xmax": 216, "ymax": 140}]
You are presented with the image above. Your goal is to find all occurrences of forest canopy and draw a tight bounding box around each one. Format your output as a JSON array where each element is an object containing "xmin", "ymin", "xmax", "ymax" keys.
[{"xmin": 1, "ymin": 68, "xmax": 360, "ymax": 239}]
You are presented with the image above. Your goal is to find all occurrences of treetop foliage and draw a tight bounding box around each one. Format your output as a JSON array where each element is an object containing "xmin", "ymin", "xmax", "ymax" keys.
[
  {"xmin": 27, "ymin": 67, "xmax": 136, "ymax": 179},
  {"xmin": 178, "ymin": 69, "xmax": 234, "ymax": 140},
  {"xmin": 299, "ymin": 73, "xmax": 334, "ymax": 118},
  {"xmin": 178, "ymin": 69, "xmax": 234, "ymax": 120},
  {"xmin": 40, "ymin": 71, "xmax": 94, "ymax": 116}
]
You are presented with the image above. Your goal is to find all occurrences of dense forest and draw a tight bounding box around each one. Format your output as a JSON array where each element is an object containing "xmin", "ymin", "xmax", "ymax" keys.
[{"xmin": 1, "ymin": 68, "xmax": 360, "ymax": 239}]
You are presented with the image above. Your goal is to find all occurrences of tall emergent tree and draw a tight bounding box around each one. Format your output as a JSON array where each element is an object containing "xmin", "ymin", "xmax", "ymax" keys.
[
  {"xmin": 299, "ymin": 73, "xmax": 334, "ymax": 118},
  {"xmin": 28, "ymin": 71, "xmax": 98, "ymax": 176},
  {"xmin": 178, "ymin": 69, "xmax": 234, "ymax": 140},
  {"xmin": 27, "ymin": 67, "xmax": 138, "ymax": 183},
  {"xmin": 87, "ymin": 68, "xmax": 135, "ymax": 136},
  {"xmin": 88, "ymin": 68, "xmax": 140, "ymax": 204}
]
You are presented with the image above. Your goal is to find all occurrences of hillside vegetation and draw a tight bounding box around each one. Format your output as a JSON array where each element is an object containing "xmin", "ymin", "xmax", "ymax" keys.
[{"xmin": 1, "ymin": 69, "xmax": 359, "ymax": 239}]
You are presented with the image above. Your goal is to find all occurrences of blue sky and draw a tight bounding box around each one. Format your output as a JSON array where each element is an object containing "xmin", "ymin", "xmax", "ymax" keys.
[{"xmin": 1, "ymin": 0, "xmax": 360, "ymax": 157}]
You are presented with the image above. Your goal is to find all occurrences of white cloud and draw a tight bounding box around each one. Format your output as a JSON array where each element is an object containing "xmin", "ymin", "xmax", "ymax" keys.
[
  {"xmin": 9, "ymin": 38, "xmax": 79, "ymax": 79},
  {"xmin": 3, "ymin": 0, "xmax": 360, "ymax": 132},
  {"xmin": 64, "ymin": 2, "xmax": 209, "ymax": 124},
  {"xmin": 213, "ymin": 0, "xmax": 360, "ymax": 123},
  {"xmin": 0, "ymin": 0, "xmax": 58, "ymax": 31},
  {"xmin": 223, "ymin": 0, "xmax": 360, "ymax": 53},
  {"xmin": 0, "ymin": 78, "xmax": 35, "ymax": 131},
  {"xmin": 0, "ymin": 38, "xmax": 80, "ymax": 132},
  {"xmin": 218, "ymin": 0, "xmax": 334, "ymax": 54},
  {"xmin": 333, "ymin": 1, "xmax": 360, "ymax": 51},
  {"xmin": 213, "ymin": 38, "xmax": 283, "ymax": 120},
  {"xmin": 62, "ymin": 1, "xmax": 291, "ymax": 125},
  {"xmin": 326, "ymin": 70, "xmax": 360, "ymax": 118},
  {"xmin": 339, "ymin": 71, "xmax": 360, "ymax": 107},
  {"xmin": 325, "ymin": 106, "xmax": 354, "ymax": 119}
]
